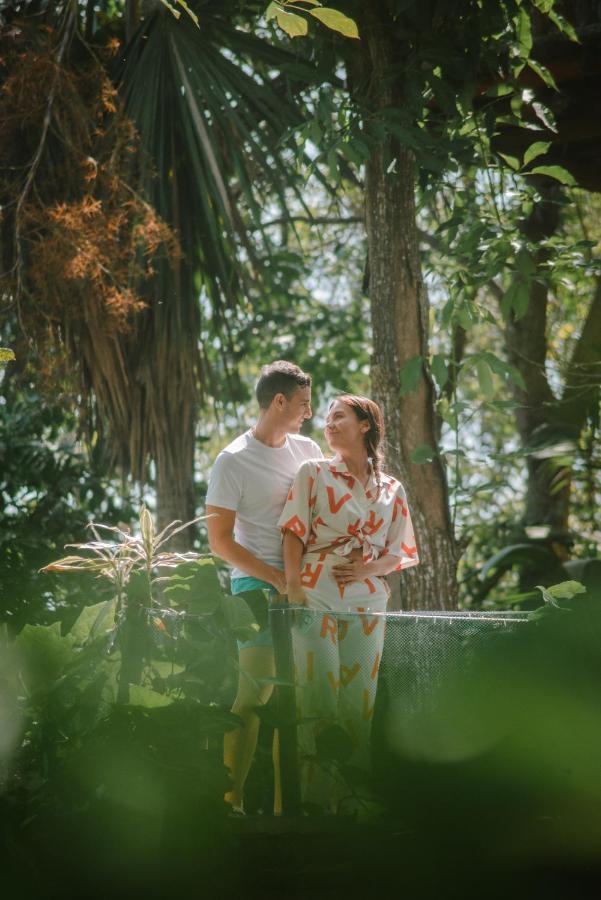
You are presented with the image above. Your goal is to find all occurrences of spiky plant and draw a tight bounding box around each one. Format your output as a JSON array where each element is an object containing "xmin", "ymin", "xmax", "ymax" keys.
[{"xmin": 42, "ymin": 505, "xmax": 204, "ymax": 609}]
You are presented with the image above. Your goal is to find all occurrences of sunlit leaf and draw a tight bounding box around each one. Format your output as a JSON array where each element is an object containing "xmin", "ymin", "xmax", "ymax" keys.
[
  {"xmin": 276, "ymin": 9, "xmax": 308, "ymax": 37},
  {"xmin": 529, "ymin": 165, "xmax": 576, "ymax": 186},
  {"xmin": 309, "ymin": 7, "xmax": 360, "ymax": 39},
  {"xmin": 523, "ymin": 140, "xmax": 551, "ymax": 167}
]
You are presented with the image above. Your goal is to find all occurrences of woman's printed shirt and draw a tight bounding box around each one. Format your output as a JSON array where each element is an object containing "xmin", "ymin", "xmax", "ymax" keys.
[{"xmin": 278, "ymin": 456, "xmax": 419, "ymax": 575}]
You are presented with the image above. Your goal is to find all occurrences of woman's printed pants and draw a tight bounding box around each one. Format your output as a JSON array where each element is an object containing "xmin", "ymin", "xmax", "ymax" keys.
[{"xmin": 291, "ymin": 597, "xmax": 387, "ymax": 813}]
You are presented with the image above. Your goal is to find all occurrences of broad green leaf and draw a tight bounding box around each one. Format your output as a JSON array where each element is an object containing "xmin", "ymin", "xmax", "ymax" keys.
[
  {"xmin": 411, "ymin": 444, "xmax": 436, "ymax": 465},
  {"xmin": 221, "ymin": 594, "xmax": 260, "ymax": 641},
  {"xmin": 498, "ymin": 152, "xmax": 520, "ymax": 171},
  {"xmin": 531, "ymin": 101, "xmax": 557, "ymax": 132},
  {"xmin": 400, "ymin": 355, "xmax": 423, "ymax": 396},
  {"xmin": 309, "ymin": 7, "xmax": 359, "ymax": 39},
  {"xmin": 548, "ymin": 9, "xmax": 580, "ymax": 42},
  {"xmin": 15, "ymin": 623, "xmax": 76, "ymax": 694},
  {"xmin": 163, "ymin": 558, "xmax": 222, "ymax": 614},
  {"xmin": 265, "ymin": 1, "xmax": 279, "ymax": 21},
  {"xmin": 523, "ymin": 140, "xmax": 551, "ymax": 167},
  {"xmin": 536, "ymin": 580, "xmax": 585, "ymax": 607},
  {"xmin": 475, "ymin": 359, "xmax": 495, "ymax": 400},
  {"xmin": 127, "ymin": 684, "xmax": 174, "ymax": 708},
  {"xmin": 516, "ymin": 7, "xmax": 533, "ymax": 57},
  {"xmin": 69, "ymin": 599, "xmax": 117, "ymax": 645},
  {"xmin": 526, "ymin": 59, "xmax": 558, "ymax": 91},
  {"xmin": 483, "ymin": 84, "xmax": 514, "ymax": 99},
  {"xmin": 276, "ymin": 9, "xmax": 308, "ymax": 37},
  {"xmin": 529, "ymin": 165, "xmax": 576, "ymax": 186}
]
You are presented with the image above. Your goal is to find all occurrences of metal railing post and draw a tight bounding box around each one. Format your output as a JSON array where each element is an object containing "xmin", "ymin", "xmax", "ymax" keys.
[{"xmin": 269, "ymin": 600, "xmax": 301, "ymax": 816}]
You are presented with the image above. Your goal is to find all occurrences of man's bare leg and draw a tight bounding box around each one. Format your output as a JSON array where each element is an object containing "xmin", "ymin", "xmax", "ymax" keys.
[{"xmin": 224, "ymin": 645, "xmax": 275, "ymax": 812}]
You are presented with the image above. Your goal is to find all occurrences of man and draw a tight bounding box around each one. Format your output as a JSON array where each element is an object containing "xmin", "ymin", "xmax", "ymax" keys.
[{"xmin": 206, "ymin": 360, "xmax": 322, "ymax": 814}]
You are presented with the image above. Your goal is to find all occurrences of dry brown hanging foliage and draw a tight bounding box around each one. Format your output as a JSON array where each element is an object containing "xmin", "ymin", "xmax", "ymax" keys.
[{"xmin": 0, "ymin": 19, "xmax": 180, "ymax": 387}]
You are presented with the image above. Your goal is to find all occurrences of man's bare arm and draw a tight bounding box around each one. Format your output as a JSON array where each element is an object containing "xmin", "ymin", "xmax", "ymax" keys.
[
  {"xmin": 206, "ymin": 505, "xmax": 287, "ymax": 594},
  {"xmin": 282, "ymin": 530, "xmax": 309, "ymax": 605}
]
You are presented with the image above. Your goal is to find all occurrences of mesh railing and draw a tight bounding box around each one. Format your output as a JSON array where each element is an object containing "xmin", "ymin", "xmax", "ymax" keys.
[{"xmin": 266, "ymin": 605, "xmax": 528, "ymax": 815}]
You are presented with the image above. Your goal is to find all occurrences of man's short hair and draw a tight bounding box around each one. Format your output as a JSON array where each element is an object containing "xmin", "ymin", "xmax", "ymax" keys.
[{"xmin": 256, "ymin": 360, "xmax": 311, "ymax": 409}]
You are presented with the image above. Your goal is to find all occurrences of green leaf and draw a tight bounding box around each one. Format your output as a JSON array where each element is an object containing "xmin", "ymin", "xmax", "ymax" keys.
[
  {"xmin": 400, "ymin": 355, "xmax": 423, "ymax": 396},
  {"xmin": 516, "ymin": 7, "xmax": 533, "ymax": 57},
  {"xmin": 221, "ymin": 594, "xmax": 260, "ymax": 638},
  {"xmin": 411, "ymin": 444, "xmax": 436, "ymax": 465},
  {"xmin": 502, "ymin": 280, "xmax": 530, "ymax": 320},
  {"xmin": 515, "ymin": 248, "xmax": 536, "ymax": 278},
  {"xmin": 275, "ymin": 9, "xmax": 308, "ymax": 37},
  {"xmin": 548, "ymin": 9, "xmax": 580, "ymax": 43},
  {"xmin": 523, "ymin": 140, "xmax": 552, "ymax": 167},
  {"xmin": 163, "ymin": 558, "xmax": 223, "ymax": 614},
  {"xmin": 265, "ymin": 1, "xmax": 279, "ymax": 21},
  {"xmin": 498, "ymin": 152, "xmax": 520, "ymax": 171},
  {"xmin": 309, "ymin": 8, "xmax": 359, "ymax": 39},
  {"xmin": 531, "ymin": 101, "xmax": 558, "ymax": 132},
  {"xmin": 15, "ymin": 623, "xmax": 76, "ymax": 695},
  {"xmin": 529, "ymin": 165, "xmax": 576, "ymax": 186},
  {"xmin": 69, "ymin": 599, "xmax": 117, "ymax": 645},
  {"xmin": 526, "ymin": 59, "xmax": 558, "ymax": 91},
  {"xmin": 431, "ymin": 353, "xmax": 449, "ymax": 391},
  {"xmin": 475, "ymin": 359, "xmax": 495, "ymax": 400},
  {"xmin": 535, "ymin": 580, "xmax": 586, "ymax": 608}
]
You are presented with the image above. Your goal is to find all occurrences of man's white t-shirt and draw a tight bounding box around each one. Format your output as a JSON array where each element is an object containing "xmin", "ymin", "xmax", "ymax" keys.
[{"xmin": 206, "ymin": 430, "xmax": 323, "ymax": 580}]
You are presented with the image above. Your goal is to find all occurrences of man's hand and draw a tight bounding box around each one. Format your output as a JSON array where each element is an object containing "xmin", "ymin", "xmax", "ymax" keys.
[
  {"xmin": 287, "ymin": 583, "xmax": 309, "ymax": 606},
  {"xmin": 267, "ymin": 567, "xmax": 287, "ymax": 596},
  {"xmin": 331, "ymin": 557, "xmax": 372, "ymax": 586}
]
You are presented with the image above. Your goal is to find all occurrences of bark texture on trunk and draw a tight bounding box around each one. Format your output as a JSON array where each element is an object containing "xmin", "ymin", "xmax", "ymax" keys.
[{"xmin": 358, "ymin": 5, "xmax": 457, "ymax": 610}]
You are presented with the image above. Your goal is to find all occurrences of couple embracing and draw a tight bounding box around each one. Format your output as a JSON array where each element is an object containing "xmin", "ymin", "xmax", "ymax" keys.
[{"xmin": 206, "ymin": 361, "xmax": 419, "ymax": 815}]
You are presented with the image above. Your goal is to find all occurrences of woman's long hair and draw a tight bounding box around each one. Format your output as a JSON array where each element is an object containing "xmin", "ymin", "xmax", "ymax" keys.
[{"xmin": 336, "ymin": 394, "xmax": 385, "ymax": 496}]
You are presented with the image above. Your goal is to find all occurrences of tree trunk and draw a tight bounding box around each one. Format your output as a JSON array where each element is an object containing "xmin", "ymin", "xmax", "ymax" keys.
[
  {"xmin": 505, "ymin": 181, "xmax": 570, "ymax": 562},
  {"xmin": 358, "ymin": 6, "xmax": 457, "ymax": 610}
]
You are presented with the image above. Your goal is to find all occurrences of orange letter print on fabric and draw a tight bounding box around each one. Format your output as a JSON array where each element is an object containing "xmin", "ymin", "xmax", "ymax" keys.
[
  {"xmin": 300, "ymin": 560, "xmax": 324, "ymax": 588},
  {"xmin": 363, "ymin": 510, "xmax": 384, "ymax": 535},
  {"xmin": 357, "ymin": 608, "xmax": 380, "ymax": 635},
  {"xmin": 327, "ymin": 485, "xmax": 352, "ymax": 514},
  {"xmin": 282, "ymin": 515, "xmax": 306, "ymax": 538},
  {"xmin": 340, "ymin": 662, "xmax": 361, "ymax": 686},
  {"xmin": 320, "ymin": 614, "xmax": 338, "ymax": 644},
  {"xmin": 392, "ymin": 496, "xmax": 408, "ymax": 521}
]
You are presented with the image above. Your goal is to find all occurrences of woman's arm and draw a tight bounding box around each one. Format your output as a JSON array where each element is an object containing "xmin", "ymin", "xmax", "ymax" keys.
[
  {"xmin": 283, "ymin": 530, "xmax": 309, "ymax": 605},
  {"xmin": 331, "ymin": 552, "xmax": 402, "ymax": 587}
]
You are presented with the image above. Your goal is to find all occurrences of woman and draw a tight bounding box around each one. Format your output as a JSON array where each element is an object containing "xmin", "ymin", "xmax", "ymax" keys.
[{"xmin": 278, "ymin": 395, "xmax": 419, "ymax": 811}]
